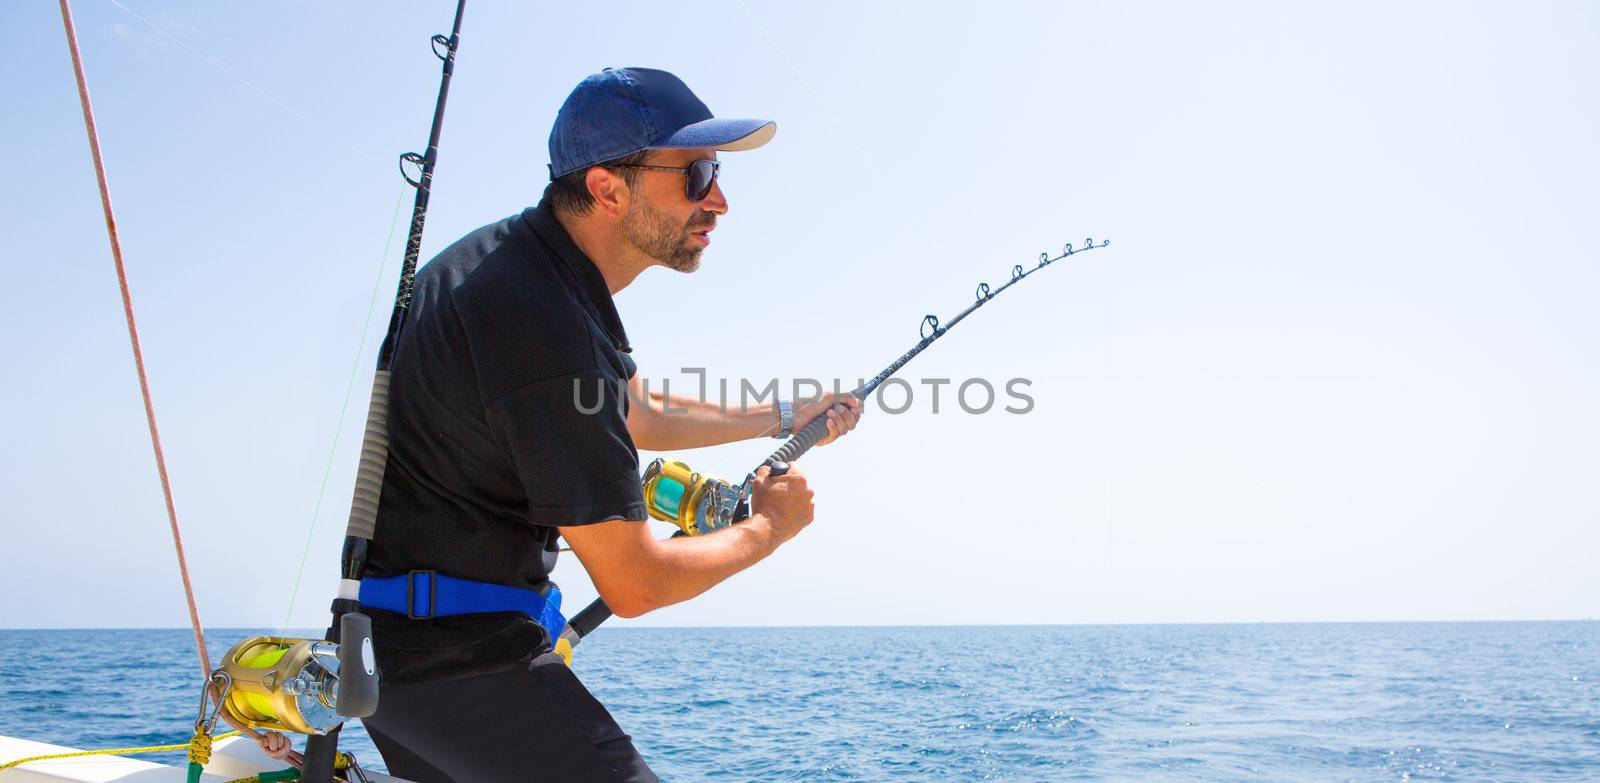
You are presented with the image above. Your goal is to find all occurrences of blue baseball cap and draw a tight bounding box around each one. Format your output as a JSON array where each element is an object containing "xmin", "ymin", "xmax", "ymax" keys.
[{"xmin": 548, "ymin": 67, "xmax": 776, "ymax": 180}]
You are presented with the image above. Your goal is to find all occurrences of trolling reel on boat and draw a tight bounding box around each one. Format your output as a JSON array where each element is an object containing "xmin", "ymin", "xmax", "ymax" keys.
[
  {"xmin": 199, "ymin": 616, "xmax": 380, "ymax": 737},
  {"xmin": 208, "ymin": 637, "xmax": 343, "ymax": 735},
  {"xmin": 641, "ymin": 457, "xmax": 757, "ymax": 536}
]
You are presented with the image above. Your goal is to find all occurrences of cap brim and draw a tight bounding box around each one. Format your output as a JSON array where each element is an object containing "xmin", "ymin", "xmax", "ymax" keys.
[{"xmin": 651, "ymin": 118, "xmax": 776, "ymax": 152}]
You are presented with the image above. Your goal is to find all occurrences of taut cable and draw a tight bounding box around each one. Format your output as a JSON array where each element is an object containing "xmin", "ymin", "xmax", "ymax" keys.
[{"xmin": 57, "ymin": 0, "xmax": 296, "ymax": 764}]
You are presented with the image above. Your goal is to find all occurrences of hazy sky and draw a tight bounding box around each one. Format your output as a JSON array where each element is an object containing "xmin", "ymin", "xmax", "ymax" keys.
[{"xmin": 3, "ymin": 1, "xmax": 1595, "ymax": 630}]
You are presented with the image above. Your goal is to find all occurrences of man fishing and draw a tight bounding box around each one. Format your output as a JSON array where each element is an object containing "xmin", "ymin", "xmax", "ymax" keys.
[{"xmin": 357, "ymin": 67, "xmax": 861, "ymax": 782}]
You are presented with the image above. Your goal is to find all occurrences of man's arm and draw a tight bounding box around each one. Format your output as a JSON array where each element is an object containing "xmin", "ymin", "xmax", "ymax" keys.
[
  {"xmin": 559, "ymin": 464, "xmax": 814, "ymax": 617},
  {"xmin": 625, "ymin": 374, "xmax": 862, "ymax": 451}
]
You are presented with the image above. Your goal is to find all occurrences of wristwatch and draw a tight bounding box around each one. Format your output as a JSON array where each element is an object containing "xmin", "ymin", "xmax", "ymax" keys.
[{"xmin": 775, "ymin": 400, "xmax": 793, "ymax": 438}]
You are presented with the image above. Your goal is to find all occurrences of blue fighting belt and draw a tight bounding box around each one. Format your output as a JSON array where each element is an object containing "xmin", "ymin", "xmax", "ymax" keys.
[{"xmin": 359, "ymin": 571, "xmax": 568, "ymax": 645}]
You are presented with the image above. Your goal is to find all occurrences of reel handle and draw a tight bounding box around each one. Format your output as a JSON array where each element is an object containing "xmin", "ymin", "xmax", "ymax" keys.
[
  {"xmin": 335, "ymin": 612, "xmax": 380, "ymax": 718},
  {"xmin": 729, "ymin": 459, "xmax": 788, "ymax": 523}
]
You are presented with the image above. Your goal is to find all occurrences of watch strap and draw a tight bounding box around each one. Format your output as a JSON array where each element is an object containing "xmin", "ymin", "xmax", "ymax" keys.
[{"xmin": 776, "ymin": 400, "xmax": 793, "ymax": 438}]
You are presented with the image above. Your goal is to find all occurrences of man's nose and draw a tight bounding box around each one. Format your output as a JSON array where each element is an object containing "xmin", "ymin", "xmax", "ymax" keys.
[{"xmin": 700, "ymin": 179, "xmax": 729, "ymax": 215}]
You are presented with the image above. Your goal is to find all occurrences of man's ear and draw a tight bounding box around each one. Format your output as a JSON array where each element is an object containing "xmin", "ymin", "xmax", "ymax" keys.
[{"xmin": 585, "ymin": 167, "xmax": 630, "ymax": 218}]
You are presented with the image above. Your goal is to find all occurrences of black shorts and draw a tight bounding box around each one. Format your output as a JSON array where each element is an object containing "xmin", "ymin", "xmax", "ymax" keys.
[{"xmin": 363, "ymin": 652, "xmax": 658, "ymax": 783}]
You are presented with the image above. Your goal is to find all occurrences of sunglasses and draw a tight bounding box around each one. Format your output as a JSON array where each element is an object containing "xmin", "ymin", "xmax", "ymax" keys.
[{"xmin": 615, "ymin": 159, "xmax": 721, "ymax": 202}]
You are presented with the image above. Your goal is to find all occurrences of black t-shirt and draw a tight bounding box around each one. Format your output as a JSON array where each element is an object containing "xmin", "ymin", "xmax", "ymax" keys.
[{"xmin": 366, "ymin": 201, "xmax": 647, "ymax": 685}]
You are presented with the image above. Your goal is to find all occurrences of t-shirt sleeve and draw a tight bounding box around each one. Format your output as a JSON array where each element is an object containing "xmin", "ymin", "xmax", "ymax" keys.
[{"xmin": 485, "ymin": 370, "xmax": 647, "ymax": 527}]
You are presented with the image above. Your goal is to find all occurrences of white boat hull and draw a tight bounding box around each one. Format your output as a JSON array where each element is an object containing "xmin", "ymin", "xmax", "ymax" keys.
[{"xmin": 0, "ymin": 735, "xmax": 409, "ymax": 783}]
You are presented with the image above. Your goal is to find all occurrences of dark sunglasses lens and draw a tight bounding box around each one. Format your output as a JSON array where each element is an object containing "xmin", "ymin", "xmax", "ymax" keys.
[{"xmin": 687, "ymin": 160, "xmax": 716, "ymax": 201}]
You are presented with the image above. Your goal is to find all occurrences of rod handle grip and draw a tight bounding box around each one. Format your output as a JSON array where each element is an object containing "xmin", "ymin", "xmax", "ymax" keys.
[
  {"xmin": 768, "ymin": 413, "xmax": 832, "ymax": 466},
  {"xmin": 567, "ymin": 599, "xmax": 614, "ymax": 640}
]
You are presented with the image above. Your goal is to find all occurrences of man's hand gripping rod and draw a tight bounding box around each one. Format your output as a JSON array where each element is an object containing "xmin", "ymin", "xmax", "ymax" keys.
[{"xmin": 561, "ymin": 237, "xmax": 1111, "ymax": 647}]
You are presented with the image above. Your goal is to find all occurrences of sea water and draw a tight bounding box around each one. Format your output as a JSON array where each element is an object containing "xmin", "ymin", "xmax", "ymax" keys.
[{"xmin": 1, "ymin": 623, "xmax": 1596, "ymax": 781}]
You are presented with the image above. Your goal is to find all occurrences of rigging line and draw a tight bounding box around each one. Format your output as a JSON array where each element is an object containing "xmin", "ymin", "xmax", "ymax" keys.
[
  {"xmin": 59, "ymin": 0, "xmax": 210, "ymax": 679},
  {"xmin": 101, "ymin": 0, "xmax": 364, "ymax": 157},
  {"xmin": 59, "ymin": 0, "xmax": 292, "ymax": 761},
  {"xmin": 279, "ymin": 180, "xmax": 412, "ymax": 634},
  {"xmin": 732, "ymin": 0, "xmax": 848, "ymax": 136}
]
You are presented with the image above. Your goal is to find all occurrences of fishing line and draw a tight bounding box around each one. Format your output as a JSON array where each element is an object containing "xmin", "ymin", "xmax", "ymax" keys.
[
  {"xmin": 732, "ymin": 0, "xmax": 849, "ymax": 137},
  {"xmin": 102, "ymin": 0, "xmax": 365, "ymax": 158},
  {"xmin": 279, "ymin": 179, "xmax": 413, "ymax": 635}
]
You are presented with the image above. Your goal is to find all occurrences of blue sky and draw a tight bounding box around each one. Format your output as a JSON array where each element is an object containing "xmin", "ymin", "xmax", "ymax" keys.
[{"xmin": 2, "ymin": 1, "xmax": 1596, "ymax": 629}]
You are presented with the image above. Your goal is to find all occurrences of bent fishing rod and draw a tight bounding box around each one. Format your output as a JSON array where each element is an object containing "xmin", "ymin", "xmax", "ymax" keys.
[{"xmin": 561, "ymin": 237, "xmax": 1112, "ymax": 647}]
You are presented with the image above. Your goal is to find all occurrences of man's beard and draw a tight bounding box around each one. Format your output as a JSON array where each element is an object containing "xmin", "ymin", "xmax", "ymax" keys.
[{"xmin": 622, "ymin": 197, "xmax": 712, "ymax": 273}]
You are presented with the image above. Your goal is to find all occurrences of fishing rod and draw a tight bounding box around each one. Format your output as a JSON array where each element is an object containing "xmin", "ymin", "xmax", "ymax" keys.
[
  {"xmin": 220, "ymin": 2, "xmax": 466, "ymax": 781},
  {"xmin": 331, "ymin": 0, "xmax": 465, "ymax": 616},
  {"xmin": 560, "ymin": 237, "xmax": 1112, "ymax": 647}
]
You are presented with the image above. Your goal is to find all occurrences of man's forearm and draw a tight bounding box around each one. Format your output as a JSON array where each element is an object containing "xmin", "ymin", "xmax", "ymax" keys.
[
  {"xmin": 638, "ymin": 515, "xmax": 781, "ymax": 612},
  {"xmin": 631, "ymin": 390, "xmax": 778, "ymax": 450},
  {"xmin": 578, "ymin": 516, "xmax": 781, "ymax": 617}
]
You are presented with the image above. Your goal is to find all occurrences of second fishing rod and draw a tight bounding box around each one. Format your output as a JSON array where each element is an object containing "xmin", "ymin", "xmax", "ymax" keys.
[{"xmin": 561, "ymin": 237, "xmax": 1111, "ymax": 648}]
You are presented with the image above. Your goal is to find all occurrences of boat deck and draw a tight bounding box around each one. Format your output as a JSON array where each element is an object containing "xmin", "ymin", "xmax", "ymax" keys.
[{"xmin": 0, "ymin": 735, "xmax": 407, "ymax": 783}]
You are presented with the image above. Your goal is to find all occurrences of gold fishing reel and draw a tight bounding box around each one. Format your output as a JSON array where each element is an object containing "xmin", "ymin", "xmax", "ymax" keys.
[
  {"xmin": 198, "ymin": 614, "xmax": 377, "ymax": 739},
  {"xmin": 211, "ymin": 637, "xmax": 347, "ymax": 735},
  {"xmin": 642, "ymin": 458, "xmax": 747, "ymax": 536}
]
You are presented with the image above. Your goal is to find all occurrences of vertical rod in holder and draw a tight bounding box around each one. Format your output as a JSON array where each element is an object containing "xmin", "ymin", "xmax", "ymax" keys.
[{"xmin": 306, "ymin": 3, "xmax": 467, "ymax": 781}]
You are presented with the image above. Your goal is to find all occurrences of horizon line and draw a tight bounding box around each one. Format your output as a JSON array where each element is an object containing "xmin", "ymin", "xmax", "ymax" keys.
[{"xmin": 2, "ymin": 617, "xmax": 1594, "ymax": 632}]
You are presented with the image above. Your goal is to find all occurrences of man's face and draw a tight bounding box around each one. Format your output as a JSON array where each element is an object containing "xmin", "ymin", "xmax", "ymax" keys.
[{"xmin": 620, "ymin": 148, "xmax": 728, "ymax": 273}]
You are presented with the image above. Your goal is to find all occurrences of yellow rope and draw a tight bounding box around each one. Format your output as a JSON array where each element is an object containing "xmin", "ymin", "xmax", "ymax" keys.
[
  {"xmin": 0, "ymin": 731, "xmax": 241, "ymax": 770},
  {"xmin": 188, "ymin": 729, "xmax": 216, "ymax": 766}
]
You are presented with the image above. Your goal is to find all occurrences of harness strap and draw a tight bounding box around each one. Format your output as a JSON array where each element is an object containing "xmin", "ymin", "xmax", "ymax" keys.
[{"xmin": 359, "ymin": 571, "xmax": 567, "ymax": 645}]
